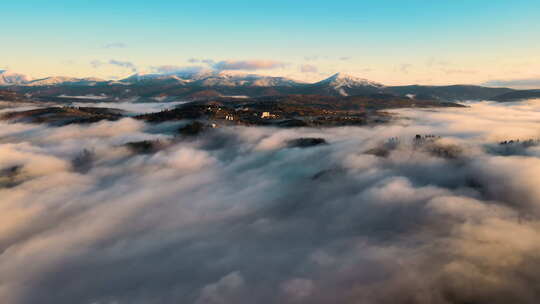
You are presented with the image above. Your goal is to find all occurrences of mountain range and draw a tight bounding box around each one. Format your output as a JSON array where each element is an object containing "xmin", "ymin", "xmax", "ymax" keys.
[{"xmin": 1, "ymin": 70, "xmax": 537, "ymax": 102}]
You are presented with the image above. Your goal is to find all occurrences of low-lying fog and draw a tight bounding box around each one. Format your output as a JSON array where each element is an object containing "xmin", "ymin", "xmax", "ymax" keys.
[
  {"xmin": 71, "ymin": 101, "xmax": 188, "ymax": 115},
  {"xmin": 1, "ymin": 100, "xmax": 540, "ymax": 304}
]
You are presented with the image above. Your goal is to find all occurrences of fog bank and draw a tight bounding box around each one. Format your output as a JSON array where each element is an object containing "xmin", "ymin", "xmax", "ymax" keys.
[{"xmin": 1, "ymin": 100, "xmax": 540, "ymax": 303}]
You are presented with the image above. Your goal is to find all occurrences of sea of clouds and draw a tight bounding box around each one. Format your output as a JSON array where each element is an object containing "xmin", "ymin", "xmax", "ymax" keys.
[{"xmin": 1, "ymin": 100, "xmax": 540, "ymax": 303}]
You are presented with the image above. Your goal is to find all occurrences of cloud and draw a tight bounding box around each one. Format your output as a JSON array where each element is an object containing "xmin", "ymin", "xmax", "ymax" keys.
[
  {"xmin": 280, "ymin": 278, "xmax": 314, "ymax": 300},
  {"xmin": 196, "ymin": 272, "xmax": 246, "ymax": 304},
  {"xmin": 483, "ymin": 77, "xmax": 540, "ymax": 89},
  {"xmin": 150, "ymin": 65, "xmax": 209, "ymax": 75},
  {"xmin": 2, "ymin": 100, "xmax": 540, "ymax": 303},
  {"xmin": 108, "ymin": 59, "xmax": 138, "ymax": 72},
  {"xmin": 103, "ymin": 42, "xmax": 127, "ymax": 49},
  {"xmin": 299, "ymin": 64, "xmax": 318, "ymax": 73},
  {"xmin": 144, "ymin": 59, "xmax": 287, "ymax": 76},
  {"xmin": 90, "ymin": 59, "xmax": 139, "ymax": 73},
  {"xmin": 212, "ymin": 60, "xmax": 287, "ymax": 71},
  {"xmin": 339, "ymin": 56, "xmax": 351, "ymax": 61}
]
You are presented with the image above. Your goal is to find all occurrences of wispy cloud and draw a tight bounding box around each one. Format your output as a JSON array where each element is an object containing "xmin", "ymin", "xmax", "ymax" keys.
[
  {"xmin": 213, "ymin": 60, "xmax": 287, "ymax": 71},
  {"xmin": 91, "ymin": 59, "xmax": 139, "ymax": 73},
  {"xmin": 108, "ymin": 59, "xmax": 138, "ymax": 72},
  {"xmin": 156, "ymin": 59, "xmax": 288, "ymax": 74},
  {"xmin": 151, "ymin": 65, "xmax": 209, "ymax": 75}
]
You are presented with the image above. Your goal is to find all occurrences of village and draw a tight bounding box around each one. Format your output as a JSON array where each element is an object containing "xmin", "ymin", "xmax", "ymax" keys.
[
  {"xmin": 135, "ymin": 97, "xmax": 388, "ymax": 128},
  {"xmin": 201, "ymin": 103, "xmax": 379, "ymax": 128}
]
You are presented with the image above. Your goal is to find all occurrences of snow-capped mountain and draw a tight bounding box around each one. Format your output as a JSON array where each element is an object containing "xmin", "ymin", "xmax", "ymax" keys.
[
  {"xmin": 319, "ymin": 73, "xmax": 385, "ymax": 89},
  {"xmin": 27, "ymin": 77, "xmax": 106, "ymax": 86},
  {"xmin": 0, "ymin": 72, "xmax": 107, "ymax": 87},
  {"xmin": 121, "ymin": 71, "xmax": 301, "ymax": 87},
  {"xmin": 195, "ymin": 73, "xmax": 301, "ymax": 87},
  {"xmin": 0, "ymin": 70, "xmax": 31, "ymax": 85},
  {"xmin": 2, "ymin": 70, "xmax": 515, "ymax": 102},
  {"xmin": 0, "ymin": 70, "xmax": 392, "ymax": 100},
  {"xmin": 120, "ymin": 69, "xmax": 217, "ymax": 84},
  {"xmin": 121, "ymin": 73, "xmax": 196, "ymax": 84},
  {"xmin": 313, "ymin": 73, "xmax": 385, "ymax": 96}
]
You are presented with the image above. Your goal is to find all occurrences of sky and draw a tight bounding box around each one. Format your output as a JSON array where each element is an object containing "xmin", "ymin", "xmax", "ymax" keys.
[{"xmin": 1, "ymin": 0, "xmax": 540, "ymax": 87}]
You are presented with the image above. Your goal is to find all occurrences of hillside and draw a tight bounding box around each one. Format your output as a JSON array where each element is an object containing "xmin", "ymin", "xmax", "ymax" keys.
[
  {"xmin": 136, "ymin": 94, "xmax": 464, "ymax": 127},
  {"xmin": 387, "ymin": 85, "xmax": 515, "ymax": 101},
  {"xmin": 491, "ymin": 89, "xmax": 540, "ymax": 101}
]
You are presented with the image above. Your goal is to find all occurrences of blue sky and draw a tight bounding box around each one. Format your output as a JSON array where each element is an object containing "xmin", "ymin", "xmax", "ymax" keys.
[{"xmin": 2, "ymin": 0, "xmax": 540, "ymax": 86}]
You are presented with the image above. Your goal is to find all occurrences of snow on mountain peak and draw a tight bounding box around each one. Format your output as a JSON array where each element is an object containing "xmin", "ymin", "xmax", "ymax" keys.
[
  {"xmin": 313, "ymin": 73, "xmax": 386, "ymax": 96},
  {"xmin": 122, "ymin": 71, "xmax": 301, "ymax": 87},
  {"xmin": 0, "ymin": 70, "xmax": 31, "ymax": 85},
  {"xmin": 122, "ymin": 69, "xmax": 215, "ymax": 83},
  {"xmin": 27, "ymin": 76, "xmax": 106, "ymax": 86},
  {"xmin": 322, "ymin": 73, "xmax": 384, "ymax": 89}
]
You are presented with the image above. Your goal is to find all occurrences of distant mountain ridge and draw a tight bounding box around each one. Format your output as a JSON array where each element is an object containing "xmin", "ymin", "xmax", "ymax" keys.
[
  {"xmin": 121, "ymin": 71, "xmax": 303, "ymax": 87},
  {"xmin": 1, "ymin": 70, "xmax": 535, "ymax": 102},
  {"xmin": 490, "ymin": 89, "xmax": 540, "ymax": 101},
  {"xmin": 387, "ymin": 85, "xmax": 515, "ymax": 102}
]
